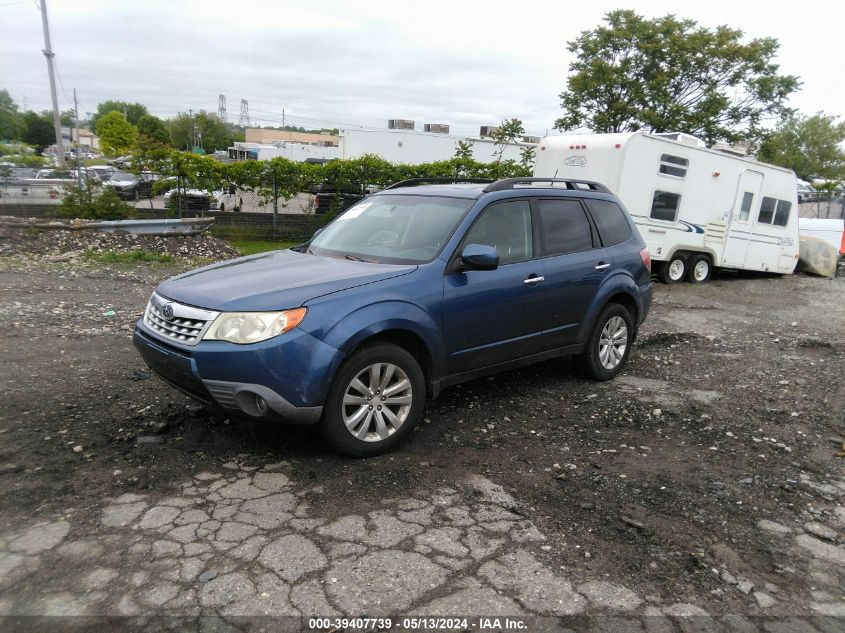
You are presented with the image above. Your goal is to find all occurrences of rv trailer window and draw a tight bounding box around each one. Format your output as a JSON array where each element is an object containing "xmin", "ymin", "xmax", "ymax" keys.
[
  {"xmin": 585, "ymin": 199, "xmax": 632, "ymax": 246},
  {"xmin": 650, "ymin": 191, "xmax": 681, "ymax": 222},
  {"xmin": 738, "ymin": 192, "xmax": 754, "ymax": 221},
  {"xmin": 659, "ymin": 154, "xmax": 688, "ymax": 178},
  {"xmin": 773, "ymin": 200, "xmax": 791, "ymax": 227},
  {"xmin": 758, "ymin": 197, "xmax": 776, "ymax": 224}
]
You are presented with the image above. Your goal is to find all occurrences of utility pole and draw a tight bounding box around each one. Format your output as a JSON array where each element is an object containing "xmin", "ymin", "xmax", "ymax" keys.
[
  {"xmin": 39, "ymin": 0, "xmax": 65, "ymax": 168},
  {"xmin": 74, "ymin": 88, "xmax": 82, "ymax": 189}
]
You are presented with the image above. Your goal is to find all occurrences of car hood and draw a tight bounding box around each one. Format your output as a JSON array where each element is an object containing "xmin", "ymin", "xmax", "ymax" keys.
[
  {"xmin": 106, "ymin": 179, "xmax": 136, "ymax": 186},
  {"xmin": 156, "ymin": 248, "xmax": 416, "ymax": 312}
]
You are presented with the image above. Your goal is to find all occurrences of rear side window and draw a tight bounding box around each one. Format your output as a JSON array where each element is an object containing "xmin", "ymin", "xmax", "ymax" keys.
[
  {"xmin": 537, "ymin": 199, "xmax": 593, "ymax": 256},
  {"xmin": 773, "ymin": 200, "xmax": 791, "ymax": 226},
  {"xmin": 650, "ymin": 191, "xmax": 681, "ymax": 222},
  {"xmin": 585, "ymin": 199, "xmax": 632, "ymax": 246},
  {"xmin": 758, "ymin": 197, "xmax": 776, "ymax": 224}
]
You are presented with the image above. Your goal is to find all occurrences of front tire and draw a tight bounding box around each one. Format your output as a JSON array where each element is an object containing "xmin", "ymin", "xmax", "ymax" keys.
[
  {"xmin": 658, "ymin": 255, "xmax": 686, "ymax": 284},
  {"xmin": 687, "ymin": 254, "xmax": 712, "ymax": 284},
  {"xmin": 579, "ymin": 304, "xmax": 634, "ymax": 381},
  {"xmin": 320, "ymin": 343, "xmax": 425, "ymax": 457}
]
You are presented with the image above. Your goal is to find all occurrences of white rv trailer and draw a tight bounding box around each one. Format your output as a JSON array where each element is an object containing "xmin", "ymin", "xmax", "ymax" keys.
[{"xmin": 533, "ymin": 132, "xmax": 800, "ymax": 283}]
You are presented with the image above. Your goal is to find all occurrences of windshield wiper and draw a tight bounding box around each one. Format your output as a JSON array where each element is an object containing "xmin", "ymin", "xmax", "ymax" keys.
[{"xmin": 344, "ymin": 254, "xmax": 369, "ymax": 262}]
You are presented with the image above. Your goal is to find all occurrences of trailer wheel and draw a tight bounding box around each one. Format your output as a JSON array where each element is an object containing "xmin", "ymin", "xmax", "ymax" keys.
[
  {"xmin": 658, "ymin": 255, "xmax": 686, "ymax": 284},
  {"xmin": 687, "ymin": 254, "xmax": 712, "ymax": 284}
]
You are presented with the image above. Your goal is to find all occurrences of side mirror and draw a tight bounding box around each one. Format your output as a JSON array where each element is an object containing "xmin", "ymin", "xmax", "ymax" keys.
[{"xmin": 460, "ymin": 244, "xmax": 499, "ymax": 271}]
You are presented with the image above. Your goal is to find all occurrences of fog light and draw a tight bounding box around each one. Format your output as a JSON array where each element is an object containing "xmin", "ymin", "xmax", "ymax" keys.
[{"xmin": 255, "ymin": 395, "xmax": 268, "ymax": 416}]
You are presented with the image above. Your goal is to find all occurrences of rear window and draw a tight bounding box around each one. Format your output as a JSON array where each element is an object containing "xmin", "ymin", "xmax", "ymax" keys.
[
  {"xmin": 585, "ymin": 199, "xmax": 632, "ymax": 246},
  {"xmin": 537, "ymin": 199, "xmax": 593, "ymax": 256}
]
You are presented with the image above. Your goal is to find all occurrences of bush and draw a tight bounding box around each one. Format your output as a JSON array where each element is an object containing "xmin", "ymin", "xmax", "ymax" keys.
[{"xmin": 56, "ymin": 184, "xmax": 135, "ymax": 220}]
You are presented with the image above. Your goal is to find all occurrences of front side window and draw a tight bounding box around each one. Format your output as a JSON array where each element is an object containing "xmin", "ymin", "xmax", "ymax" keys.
[
  {"xmin": 462, "ymin": 200, "xmax": 532, "ymax": 265},
  {"xmin": 738, "ymin": 192, "xmax": 754, "ymax": 221},
  {"xmin": 758, "ymin": 197, "xmax": 776, "ymax": 224},
  {"xmin": 309, "ymin": 194, "xmax": 473, "ymax": 264},
  {"xmin": 773, "ymin": 200, "xmax": 791, "ymax": 227},
  {"xmin": 650, "ymin": 191, "xmax": 681, "ymax": 222},
  {"xmin": 537, "ymin": 199, "xmax": 594, "ymax": 255},
  {"xmin": 659, "ymin": 154, "xmax": 689, "ymax": 178}
]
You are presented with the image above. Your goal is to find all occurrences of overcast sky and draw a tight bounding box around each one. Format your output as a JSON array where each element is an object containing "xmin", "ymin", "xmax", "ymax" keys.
[{"xmin": 1, "ymin": 0, "xmax": 843, "ymax": 137}]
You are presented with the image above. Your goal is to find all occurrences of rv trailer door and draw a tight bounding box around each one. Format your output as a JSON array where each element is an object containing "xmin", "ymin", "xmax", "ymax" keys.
[{"xmin": 722, "ymin": 170, "xmax": 764, "ymax": 268}]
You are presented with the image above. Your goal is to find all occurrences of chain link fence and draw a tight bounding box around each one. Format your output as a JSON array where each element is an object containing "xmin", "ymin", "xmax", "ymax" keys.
[{"xmin": 798, "ymin": 192, "xmax": 845, "ymax": 220}]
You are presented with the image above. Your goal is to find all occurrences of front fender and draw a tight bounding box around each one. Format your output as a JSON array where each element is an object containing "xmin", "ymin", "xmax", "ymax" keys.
[
  {"xmin": 575, "ymin": 272, "xmax": 641, "ymax": 344},
  {"xmin": 314, "ymin": 300, "xmax": 445, "ymax": 399}
]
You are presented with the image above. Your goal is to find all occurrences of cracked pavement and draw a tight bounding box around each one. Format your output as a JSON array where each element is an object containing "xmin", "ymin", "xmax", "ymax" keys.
[{"xmin": 2, "ymin": 461, "xmax": 844, "ymax": 630}]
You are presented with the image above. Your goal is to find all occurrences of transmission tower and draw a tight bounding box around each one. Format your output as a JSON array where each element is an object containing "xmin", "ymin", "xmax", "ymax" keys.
[
  {"xmin": 217, "ymin": 94, "xmax": 227, "ymax": 121},
  {"xmin": 238, "ymin": 99, "xmax": 250, "ymax": 127}
]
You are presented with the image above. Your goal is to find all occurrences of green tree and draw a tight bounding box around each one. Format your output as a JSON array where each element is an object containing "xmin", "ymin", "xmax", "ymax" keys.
[
  {"xmin": 136, "ymin": 114, "xmax": 170, "ymax": 145},
  {"xmin": 90, "ymin": 101, "xmax": 148, "ymax": 129},
  {"xmin": 169, "ymin": 111, "xmax": 235, "ymax": 153},
  {"xmin": 96, "ymin": 111, "xmax": 138, "ymax": 156},
  {"xmin": 519, "ymin": 145, "xmax": 536, "ymax": 170},
  {"xmin": 0, "ymin": 90, "xmax": 25, "ymax": 141},
  {"xmin": 555, "ymin": 10, "xmax": 800, "ymax": 145},
  {"xmin": 757, "ymin": 112, "xmax": 845, "ymax": 181},
  {"xmin": 490, "ymin": 118, "xmax": 525, "ymax": 162},
  {"xmin": 22, "ymin": 111, "xmax": 55, "ymax": 151},
  {"xmin": 454, "ymin": 140, "xmax": 473, "ymax": 160}
]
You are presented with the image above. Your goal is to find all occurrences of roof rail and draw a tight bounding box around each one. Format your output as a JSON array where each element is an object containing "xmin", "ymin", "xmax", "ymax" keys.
[
  {"xmin": 384, "ymin": 177, "xmax": 495, "ymax": 190},
  {"xmin": 482, "ymin": 178, "xmax": 610, "ymax": 193}
]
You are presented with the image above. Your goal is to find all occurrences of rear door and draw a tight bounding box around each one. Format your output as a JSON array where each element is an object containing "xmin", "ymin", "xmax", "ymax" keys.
[
  {"xmin": 722, "ymin": 170, "xmax": 764, "ymax": 267},
  {"xmin": 536, "ymin": 197, "xmax": 611, "ymax": 350},
  {"xmin": 442, "ymin": 199, "xmax": 545, "ymax": 374}
]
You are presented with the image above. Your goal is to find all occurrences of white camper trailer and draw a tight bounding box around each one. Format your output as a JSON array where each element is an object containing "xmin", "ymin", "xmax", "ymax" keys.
[{"xmin": 533, "ymin": 132, "xmax": 800, "ymax": 283}]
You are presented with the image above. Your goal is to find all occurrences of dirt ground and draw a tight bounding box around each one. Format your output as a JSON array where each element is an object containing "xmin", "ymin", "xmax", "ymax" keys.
[{"xmin": 0, "ymin": 238, "xmax": 843, "ymax": 632}]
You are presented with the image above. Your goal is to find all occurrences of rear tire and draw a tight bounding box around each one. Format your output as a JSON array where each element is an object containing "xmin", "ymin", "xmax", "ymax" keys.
[
  {"xmin": 579, "ymin": 303, "xmax": 634, "ymax": 381},
  {"xmin": 687, "ymin": 254, "xmax": 712, "ymax": 284},
  {"xmin": 658, "ymin": 255, "xmax": 686, "ymax": 284},
  {"xmin": 319, "ymin": 343, "xmax": 425, "ymax": 457}
]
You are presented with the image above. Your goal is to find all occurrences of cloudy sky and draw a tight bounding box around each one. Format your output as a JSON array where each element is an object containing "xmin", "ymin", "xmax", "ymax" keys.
[{"xmin": 1, "ymin": 0, "xmax": 843, "ymax": 137}]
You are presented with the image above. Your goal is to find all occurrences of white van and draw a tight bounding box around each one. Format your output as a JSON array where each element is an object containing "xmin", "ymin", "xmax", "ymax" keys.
[{"xmin": 533, "ymin": 132, "xmax": 800, "ymax": 283}]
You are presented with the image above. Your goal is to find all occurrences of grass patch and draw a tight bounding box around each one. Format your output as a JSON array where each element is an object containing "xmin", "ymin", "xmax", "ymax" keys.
[
  {"xmin": 82, "ymin": 249, "xmax": 174, "ymax": 264},
  {"xmin": 231, "ymin": 240, "xmax": 298, "ymax": 255},
  {"xmin": 82, "ymin": 158, "xmax": 108, "ymax": 166}
]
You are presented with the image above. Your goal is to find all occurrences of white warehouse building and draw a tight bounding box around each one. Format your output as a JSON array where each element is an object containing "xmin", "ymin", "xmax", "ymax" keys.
[{"xmin": 228, "ymin": 124, "xmax": 537, "ymax": 165}]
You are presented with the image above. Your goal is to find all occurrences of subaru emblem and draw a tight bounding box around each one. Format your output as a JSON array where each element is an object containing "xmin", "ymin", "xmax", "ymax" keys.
[{"xmin": 161, "ymin": 303, "xmax": 174, "ymax": 320}]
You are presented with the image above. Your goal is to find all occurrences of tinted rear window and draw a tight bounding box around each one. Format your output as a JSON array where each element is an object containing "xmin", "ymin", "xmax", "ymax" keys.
[
  {"xmin": 585, "ymin": 199, "xmax": 632, "ymax": 246},
  {"xmin": 537, "ymin": 199, "xmax": 593, "ymax": 256}
]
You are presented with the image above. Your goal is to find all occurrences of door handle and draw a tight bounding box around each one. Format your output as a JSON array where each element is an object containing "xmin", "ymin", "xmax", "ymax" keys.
[
  {"xmin": 594, "ymin": 263, "xmax": 611, "ymax": 271},
  {"xmin": 523, "ymin": 276, "xmax": 545, "ymax": 285}
]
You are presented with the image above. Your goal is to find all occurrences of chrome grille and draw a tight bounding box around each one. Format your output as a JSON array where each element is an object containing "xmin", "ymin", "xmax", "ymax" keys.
[{"xmin": 142, "ymin": 293, "xmax": 219, "ymax": 346}]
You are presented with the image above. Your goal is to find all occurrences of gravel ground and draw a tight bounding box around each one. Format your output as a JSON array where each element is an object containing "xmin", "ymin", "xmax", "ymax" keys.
[{"xmin": 0, "ymin": 240, "xmax": 843, "ymax": 631}]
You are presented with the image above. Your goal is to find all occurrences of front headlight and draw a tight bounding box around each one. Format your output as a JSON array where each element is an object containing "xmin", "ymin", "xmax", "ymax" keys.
[{"xmin": 203, "ymin": 308, "xmax": 306, "ymax": 344}]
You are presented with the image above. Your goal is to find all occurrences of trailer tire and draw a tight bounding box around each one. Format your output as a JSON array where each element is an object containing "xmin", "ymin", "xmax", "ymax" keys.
[
  {"xmin": 658, "ymin": 255, "xmax": 686, "ymax": 284},
  {"xmin": 687, "ymin": 254, "xmax": 712, "ymax": 284}
]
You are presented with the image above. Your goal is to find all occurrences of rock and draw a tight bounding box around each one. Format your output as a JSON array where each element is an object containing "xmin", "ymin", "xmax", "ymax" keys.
[
  {"xmin": 803, "ymin": 522, "xmax": 837, "ymax": 542},
  {"xmin": 136, "ymin": 435, "xmax": 163, "ymax": 444},
  {"xmin": 795, "ymin": 534, "xmax": 845, "ymax": 565},
  {"xmin": 754, "ymin": 591, "xmax": 777, "ymax": 608},
  {"xmin": 0, "ymin": 463, "xmax": 23, "ymax": 474},
  {"xmin": 7, "ymin": 521, "xmax": 70, "ymax": 555},
  {"xmin": 737, "ymin": 580, "xmax": 754, "ymax": 594},
  {"xmin": 198, "ymin": 570, "xmax": 218, "ymax": 583},
  {"xmin": 757, "ymin": 519, "xmax": 792, "ymax": 535},
  {"xmin": 72, "ymin": 445, "xmax": 83, "ymax": 453}
]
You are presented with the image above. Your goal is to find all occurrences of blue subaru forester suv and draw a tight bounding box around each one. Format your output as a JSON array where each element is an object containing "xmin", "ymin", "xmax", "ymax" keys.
[{"xmin": 134, "ymin": 178, "xmax": 652, "ymax": 456}]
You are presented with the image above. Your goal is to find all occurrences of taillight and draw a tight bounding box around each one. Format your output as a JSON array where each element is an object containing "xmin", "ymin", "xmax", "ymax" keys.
[{"xmin": 640, "ymin": 247, "xmax": 651, "ymax": 272}]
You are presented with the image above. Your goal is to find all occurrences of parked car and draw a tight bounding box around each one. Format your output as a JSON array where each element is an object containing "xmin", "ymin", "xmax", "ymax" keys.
[
  {"xmin": 134, "ymin": 177, "xmax": 652, "ymax": 456},
  {"xmin": 797, "ymin": 181, "xmax": 818, "ymax": 204},
  {"xmin": 163, "ymin": 186, "xmax": 242, "ymax": 212},
  {"xmin": 103, "ymin": 171, "xmax": 146, "ymax": 200},
  {"xmin": 313, "ymin": 183, "xmax": 366, "ymax": 215},
  {"xmin": 86, "ymin": 165, "xmax": 118, "ymax": 182}
]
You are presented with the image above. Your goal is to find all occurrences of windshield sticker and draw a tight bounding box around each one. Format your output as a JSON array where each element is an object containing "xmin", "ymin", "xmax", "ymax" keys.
[{"xmin": 341, "ymin": 202, "xmax": 371, "ymax": 219}]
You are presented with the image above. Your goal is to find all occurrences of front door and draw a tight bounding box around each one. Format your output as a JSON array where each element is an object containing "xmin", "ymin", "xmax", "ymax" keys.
[
  {"xmin": 442, "ymin": 199, "xmax": 545, "ymax": 375},
  {"xmin": 722, "ymin": 170, "xmax": 764, "ymax": 267}
]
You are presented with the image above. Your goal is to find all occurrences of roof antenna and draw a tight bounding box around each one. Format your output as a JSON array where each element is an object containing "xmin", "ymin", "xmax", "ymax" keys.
[{"xmin": 553, "ymin": 168, "xmax": 559, "ymax": 187}]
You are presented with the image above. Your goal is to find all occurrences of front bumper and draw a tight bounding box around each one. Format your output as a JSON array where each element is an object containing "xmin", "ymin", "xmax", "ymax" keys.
[{"xmin": 133, "ymin": 326, "xmax": 338, "ymax": 425}]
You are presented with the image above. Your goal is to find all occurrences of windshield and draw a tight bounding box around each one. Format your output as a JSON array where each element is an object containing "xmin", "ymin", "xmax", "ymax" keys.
[
  {"xmin": 308, "ymin": 194, "xmax": 473, "ymax": 264},
  {"xmin": 111, "ymin": 172, "xmax": 136, "ymax": 181}
]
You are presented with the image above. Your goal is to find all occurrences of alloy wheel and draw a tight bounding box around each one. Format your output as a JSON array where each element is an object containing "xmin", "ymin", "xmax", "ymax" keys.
[
  {"xmin": 342, "ymin": 363, "xmax": 413, "ymax": 442},
  {"xmin": 598, "ymin": 316, "xmax": 628, "ymax": 370}
]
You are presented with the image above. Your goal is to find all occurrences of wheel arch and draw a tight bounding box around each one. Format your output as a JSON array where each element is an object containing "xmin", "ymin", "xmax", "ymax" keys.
[{"xmin": 345, "ymin": 329, "xmax": 435, "ymax": 396}]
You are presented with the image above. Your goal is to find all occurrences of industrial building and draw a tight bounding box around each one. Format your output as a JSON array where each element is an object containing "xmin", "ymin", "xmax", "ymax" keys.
[{"xmin": 228, "ymin": 122, "xmax": 537, "ymax": 164}]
